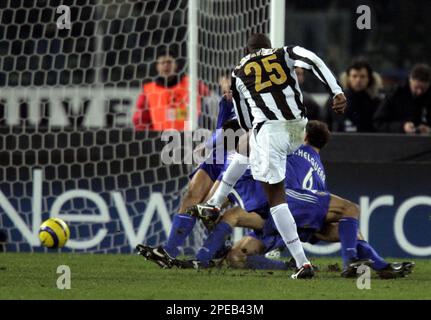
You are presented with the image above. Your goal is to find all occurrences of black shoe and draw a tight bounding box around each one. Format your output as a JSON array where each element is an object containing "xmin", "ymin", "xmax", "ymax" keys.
[
  {"xmin": 341, "ymin": 258, "xmax": 374, "ymax": 278},
  {"xmin": 173, "ymin": 259, "xmax": 214, "ymax": 269},
  {"xmin": 291, "ymin": 263, "xmax": 314, "ymax": 279},
  {"xmin": 136, "ymin": 244, "xmax": 174, "ymax": 269},
  {"xmin": 400, "ymin": 261, "xmax": 415, "ymax": 275},
  {"xmin": 187, "ymin": 203, "xmax": 221, "ymax": 230},
  {"xmin": 377, "ymin": 261, "xmax": 415, "ymax": 279}
]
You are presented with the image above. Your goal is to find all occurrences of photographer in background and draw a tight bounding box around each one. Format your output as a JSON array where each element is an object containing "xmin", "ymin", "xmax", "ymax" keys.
[
  {"xmin": 326, "ymin": 61, "xmax": 382, "ymax": 132},
  {"xmin": 374, "ymin": 64, "xmax": 431, "ymax": 134}
]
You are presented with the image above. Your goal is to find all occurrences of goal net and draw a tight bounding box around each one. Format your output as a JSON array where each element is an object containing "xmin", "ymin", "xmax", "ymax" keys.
[{"xmin": 0, "ymin": 0, "xmax": 270, "ymax": 254}]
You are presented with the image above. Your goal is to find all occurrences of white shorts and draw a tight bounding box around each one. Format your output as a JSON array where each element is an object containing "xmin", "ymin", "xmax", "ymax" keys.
[{"xmin": 249, "ymin": 118, "xmax": 307, "ymax": 184}]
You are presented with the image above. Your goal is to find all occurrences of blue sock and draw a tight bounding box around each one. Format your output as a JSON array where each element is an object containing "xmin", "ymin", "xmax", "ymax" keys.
[
  {"xmin": 164, "ymin": 213, "xmax": 196, "ymax": 258},
  {"xmin": 246, "ymin": 255, "xmax": 289, "ymax": 270},
  {"xmin": 338, "ymin": 217, "xmax": 359, "ymax": 267},
  {"xmin": 357, "ymin": 240, "xmax": 389, "ymax": 270},
  {"xmin": 196, "ymin": 221, "xmax": 232, "ymax": 264}
]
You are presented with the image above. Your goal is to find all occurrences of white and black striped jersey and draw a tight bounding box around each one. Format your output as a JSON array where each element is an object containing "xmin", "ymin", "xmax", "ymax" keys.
[{"xmin": 231, "ymin": 45, "xmax": 343, "ymax": 129}]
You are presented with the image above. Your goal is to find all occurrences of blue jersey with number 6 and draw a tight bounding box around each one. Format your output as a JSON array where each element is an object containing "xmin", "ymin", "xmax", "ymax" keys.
[{"xmin": 284, "ymin": 144, "xmax": 327, "ymax": 191}]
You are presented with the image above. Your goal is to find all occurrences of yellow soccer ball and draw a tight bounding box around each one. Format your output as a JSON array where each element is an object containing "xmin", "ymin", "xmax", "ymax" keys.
[{"xmin": 39, "ymin": 218, "xmax": 70, "ymax": 248}]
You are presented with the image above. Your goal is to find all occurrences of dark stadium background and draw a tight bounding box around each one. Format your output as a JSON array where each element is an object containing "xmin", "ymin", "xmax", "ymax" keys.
[{"xmin": 2, "ymin": 0, "xmax": 431, "ymax": 89}]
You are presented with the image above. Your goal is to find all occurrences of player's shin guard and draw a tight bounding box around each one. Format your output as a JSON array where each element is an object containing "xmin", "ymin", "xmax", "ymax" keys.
[
  {"xmin": 357, "ymin": 240, "xmax": 389, "ymax": 270},
  {"xmin": 207, "ymin": 153, "xmax": 249, "ymax": 207},
  {"xmin": 270, "ymin": 203, "xmax": 309, "ymax": 269},
  {"xmin": 164, "ymin": 213, "xmax": 196, "ymax": 258},
  {"xmin": 196, "ymin": 221, "xmax": 232, "ymax": 264},
  {"xmin": 246, "ymin": 255, "xmax": 289, "ymax": 270},
  {"xmin": 338, "ymin": 217, "xmax": 359, "ymax": 267}
]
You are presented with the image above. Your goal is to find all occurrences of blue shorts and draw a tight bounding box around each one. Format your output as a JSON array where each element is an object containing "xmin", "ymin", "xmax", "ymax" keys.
[
  {"xmin": 189, "ymin": 161, "xmax": 226, "ymax": 182},
  {"xmin": 286, "ymin": 189, "xmax": 330, "ymax": 232},
  {"xmin": 248, "ymin": 189, "xmax": 331, "ymax": 252}
]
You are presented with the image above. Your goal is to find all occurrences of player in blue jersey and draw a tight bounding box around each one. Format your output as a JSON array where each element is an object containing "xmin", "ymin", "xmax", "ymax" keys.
[
  {"xmin": 172, "ymin": 121, "xmax": 414, "ymax": 278},
  {"xmin": 136, "ymin": 93, "xmax": 242, "ymax": 265},
  {"xmin": 220, "ymin": 122, "xmax": 413, "ymax": 278}
]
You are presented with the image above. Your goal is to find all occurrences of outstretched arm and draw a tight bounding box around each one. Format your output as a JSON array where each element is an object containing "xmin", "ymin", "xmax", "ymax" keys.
[{"xmin": 286, "ymin": 46, "xmax": 346, "ymax": 114}]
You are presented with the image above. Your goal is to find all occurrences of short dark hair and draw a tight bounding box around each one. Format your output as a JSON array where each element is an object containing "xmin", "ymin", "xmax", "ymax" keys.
[
  {"xmin": 246, "ymin": 33, "xmax": 272, "ymax": 53},
  {"xmin": 306, "ymin": 120, "xmax": 331, "ymax": 150},
  {"xmin": 346, "ymin": 60, "xmax": 374, "ymax": 88},
  {"xmin": 156, "ymin": 46, "xmax": 178, "ymax": 59},
  {"xmin": 410, "ymin": 64, "xmax": 431, "ymax": 83}
]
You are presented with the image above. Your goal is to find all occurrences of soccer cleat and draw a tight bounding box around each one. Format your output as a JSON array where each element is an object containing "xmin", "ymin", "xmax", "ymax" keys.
[
  {"xmin": 400, "ymin": 261, "xmax": 415, "ymax": 275},
  {"xmin": 136, "ymin": 244, "xmax": 174, "ymax": 269},
  {"xmin": 376, "ymin": 261, "xmax": 415, "ymax": 279},
  {"xmin": 291, "ymin": 263, "xmax": 315, "ymax": 279},
  {"xmin": 174, "ymin": 259, "xmax": 214, "ymax": 269},
  {"xmin": 186, "ymin": 203, "xmax": 221, "ymax": 230},
  {"xmin": 341, "ymin": 258, "xmax": 374, "ymax": 278}
]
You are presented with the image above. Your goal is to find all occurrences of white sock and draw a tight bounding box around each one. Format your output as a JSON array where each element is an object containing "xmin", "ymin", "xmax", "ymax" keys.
[
  {"xmin": 270, "ymin": 203, "xmax": 310, "ymax": 269},
  {"xmin": 207, "ymin": 152, "xmax": 249, "ymax": 207}
]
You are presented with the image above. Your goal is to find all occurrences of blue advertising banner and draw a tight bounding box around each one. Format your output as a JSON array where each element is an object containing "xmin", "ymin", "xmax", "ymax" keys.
[
  {"xmin": 0, "ymin": 131, "xmax": 430, "ymax": 258},
  {"xmin": 321, "ymin": 162, "xmax": 431, "ymax": 258}
]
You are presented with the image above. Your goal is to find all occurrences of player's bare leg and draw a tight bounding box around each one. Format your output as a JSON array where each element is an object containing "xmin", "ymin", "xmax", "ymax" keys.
[
  {"xmin": 179, "ymin": 169, "xmax": 214, "ymax": 213},
  {"xmin": 203, "ymin": 180, "xmax": 220, "ymax": 202},
  {"xmin": 261, "ymin": 181, "xmax": 313, "ymax": 279},
  {"xmin": 221, "ymin": 206, "xmax": 265, "ymax": 230},
  {"xmin": 325, "ymin": 194, "xmax": 361, "ymax": 223}
]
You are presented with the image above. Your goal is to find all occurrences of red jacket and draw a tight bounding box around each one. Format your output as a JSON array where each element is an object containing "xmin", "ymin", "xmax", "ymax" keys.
[{"xmin": 133, "ymin": 75, "xmax": 209, "ymax": 131}]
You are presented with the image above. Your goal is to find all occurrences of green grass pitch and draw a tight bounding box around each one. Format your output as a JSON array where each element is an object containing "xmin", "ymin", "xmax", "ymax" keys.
[{"xmin": 0, "ymin": 253, "xmax": 430, "ymax": 300}]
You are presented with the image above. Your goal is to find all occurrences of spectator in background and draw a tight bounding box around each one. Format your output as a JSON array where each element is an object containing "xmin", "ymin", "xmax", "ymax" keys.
[
  {"xmin": 295, "ymin": 67, "xmax": 322, "ymax": 120},
  {"xmin": 133, "ymin": 49, "xmax": 209, "ymax": 131},
  {"xmin": 374, "ymin": 64, "xmax": 431, "ymax": 134},
  {"xmin": 326, "ymin": 61, "xmax": 382, "ymax": 132}
]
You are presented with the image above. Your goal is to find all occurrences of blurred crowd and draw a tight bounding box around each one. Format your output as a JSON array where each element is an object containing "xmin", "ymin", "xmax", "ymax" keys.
[
  {"xmin": 309, "ymin": 62, "xmax": 431, "ymax": 134},
  {"xmin": 133, "ymin": 50, "xmax": 431, "ymax": 135}
]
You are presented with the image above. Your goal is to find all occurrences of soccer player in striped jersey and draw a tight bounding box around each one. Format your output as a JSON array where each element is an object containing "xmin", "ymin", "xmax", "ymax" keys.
[{"xmin": 195, "ymin": 34, "xmax": 347, "ymax": 279}]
